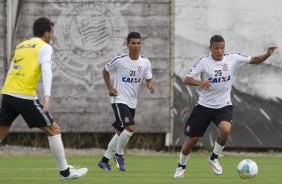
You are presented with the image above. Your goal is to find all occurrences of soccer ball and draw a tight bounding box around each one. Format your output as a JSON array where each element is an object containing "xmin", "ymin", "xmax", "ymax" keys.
[{"xmin": 237, "ymin": 159, "xmax": 258, "ymax": 179}]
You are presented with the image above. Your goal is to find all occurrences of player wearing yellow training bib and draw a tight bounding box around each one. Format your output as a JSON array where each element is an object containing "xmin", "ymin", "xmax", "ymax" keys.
[
  {"xmin": 0, "ymin": 17, "xmax": 87, "ymax": 181},
  {"xmin": 1, "ymin": 39, "xmax": 47, "ymax": 96}
]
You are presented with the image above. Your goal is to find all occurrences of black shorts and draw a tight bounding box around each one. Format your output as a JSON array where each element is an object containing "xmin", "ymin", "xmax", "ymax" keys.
[
  {"xmin": 111, "ymin": 103, "xmax": 135, "ymax": 132},
  {"xmin": 184, "ymin": 104, "xmax": 233, "ymax": 137},
  {"xmin": 0, "ymin": 95, "xmax": 54, "ymax": 128}
]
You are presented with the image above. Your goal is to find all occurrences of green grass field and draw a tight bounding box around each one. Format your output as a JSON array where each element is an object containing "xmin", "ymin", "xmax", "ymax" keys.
[{"xmin": 0, "ymin": 153, "xmax": 281, "ymax": 184}]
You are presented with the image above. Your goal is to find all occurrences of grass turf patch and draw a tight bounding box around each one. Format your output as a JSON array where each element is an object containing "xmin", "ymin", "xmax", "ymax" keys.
[{"xmin": 0, "ymin": 154, "xmax": 281, "ymax": 184}]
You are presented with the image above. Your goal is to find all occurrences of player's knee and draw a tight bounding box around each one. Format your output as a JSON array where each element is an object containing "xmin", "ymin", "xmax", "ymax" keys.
[
  {"xmin": 51, "ymin": 122, "xmax": 61, "ymax": 134},
  {"xmin": 218, "ymin": 122, "xmax": 231, "ymax": 136},
  {"xmin": 125, "ymin": 125, "xmax": 135, "ymax": 132},
  {"xmin": 188, "ymin": 137, "xmax": 199, "ymax": 146},
  {"xmin": 220, "ymin": 128, "xmax": 231, "ymax": 137},
  {"xmin": 44, "ymin": 122, "xmax": 61, "ymax": 136}
]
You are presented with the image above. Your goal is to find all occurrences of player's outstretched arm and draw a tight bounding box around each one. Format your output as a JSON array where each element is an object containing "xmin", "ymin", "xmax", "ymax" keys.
[{"xmin": 250, "ymin": 46, "xmax": 278, "ymax": 64}]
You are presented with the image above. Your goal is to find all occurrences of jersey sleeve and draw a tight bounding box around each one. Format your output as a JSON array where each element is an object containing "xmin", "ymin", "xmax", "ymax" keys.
[
  {"xmin": 41, "ymin": 63, "xmax": 52, "ymax": 96},
  {"xmin": 105, "ymin": 57, "xmax": 119, "ymax": 72},
  {"xmin": 187, "ymin": 59, "xmax": 204, "ymax": 78},
  {"xmin": 232, "ymin": 53, "xmax": 251, "ymax": 64},
  {"xmin": 145, "ymin": 60, "xmax": 153, "ymax": 80},
  {"xmin": 38, "ymin": 44, "xmax": 53, "ymax": 66}
]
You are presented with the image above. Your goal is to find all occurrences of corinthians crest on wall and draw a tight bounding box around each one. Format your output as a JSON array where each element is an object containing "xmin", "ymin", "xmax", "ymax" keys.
[{"xmin": 51, "ymin": 1, "xmax": 128, "ymax": 91}]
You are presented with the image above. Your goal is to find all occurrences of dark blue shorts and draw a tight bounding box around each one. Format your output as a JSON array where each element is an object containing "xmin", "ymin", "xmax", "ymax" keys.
[
  {"xmin": 0, "ymin": 95, "xmax": 54, "ymax": 128},
  {"xmin": 111, "ymin": 103, "xmax": 135, "ymax": 132},
  {"xmin": 184, "ymin": 104, "xmax": 233, "ymax": 137}
]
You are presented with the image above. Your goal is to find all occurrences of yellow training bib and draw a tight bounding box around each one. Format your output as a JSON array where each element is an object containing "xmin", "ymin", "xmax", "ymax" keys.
[{"xmin": 1, "ymin": 39, "xmax": 47, "ymax": 96}]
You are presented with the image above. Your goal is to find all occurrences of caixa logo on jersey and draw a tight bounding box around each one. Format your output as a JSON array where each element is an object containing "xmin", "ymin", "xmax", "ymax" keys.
[
  {"xmin": 208, "ymin": 76, "xmax": 231, "ymax": 83},
  {"xmin": 122, "ymin": 77, "xmax": 142, "ymax": 83}
]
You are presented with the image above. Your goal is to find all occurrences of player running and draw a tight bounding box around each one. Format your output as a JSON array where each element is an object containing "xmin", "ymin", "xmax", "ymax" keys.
[
  {"xmin": 98, "ymin": 32, "xmax": 154, "ymax": 171},
  {"xmin": 174, "ymin": 35, "xmax": 277, "ymax": 178},
  {"xmin": 0, "ymin": 17, "xmax": 88, "ymax": 181}
]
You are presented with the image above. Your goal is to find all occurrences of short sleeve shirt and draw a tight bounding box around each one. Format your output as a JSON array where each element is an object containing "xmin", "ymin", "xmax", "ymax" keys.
[
  {"xmin": 187, "ymin": 53, "xmax": 251, "ymax": 109},
  {"xmin": 105, "ymin": 54, "xmax": 153, "ymax": 108}
]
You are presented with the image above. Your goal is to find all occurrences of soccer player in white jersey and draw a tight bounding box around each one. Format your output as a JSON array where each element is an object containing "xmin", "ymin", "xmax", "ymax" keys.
[
  {"xmin": 174, "ymin": 35, "xmax": 277, "ymax": 178},
  {"xmin": 0, "ymin": 17, "xmax": 87, "ymax": 181},
  {"xmin": 98, "ymin": 32, "xmax": 154, "ymax": 171}
]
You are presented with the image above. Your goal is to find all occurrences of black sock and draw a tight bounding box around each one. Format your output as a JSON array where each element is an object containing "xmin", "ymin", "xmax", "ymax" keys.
[
  {"xmin": 60, "ymin": 167, "xmax": 70, "ymax": 177},
  {"xmin": 101, "ymin": 156, "xmax": 110, "ymax": 163},
  {"xmin": 178, "ymin": 163, "xmax": 186, "ymax": 169},
  {"xmin": 210, "ymin": 153, "xmax": 218, "ymax": 160}
]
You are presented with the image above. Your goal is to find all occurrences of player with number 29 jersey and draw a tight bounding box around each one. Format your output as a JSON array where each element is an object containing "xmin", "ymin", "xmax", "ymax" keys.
[{"xmin": 187, "ymin": 53, "xmax": 251, "ymax": 109}]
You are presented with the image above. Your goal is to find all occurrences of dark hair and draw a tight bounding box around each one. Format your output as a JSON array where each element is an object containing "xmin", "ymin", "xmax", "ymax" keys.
[
  {"xmin": 127, "ymin": 32, "xmax": 141, "ymax": 44},
  {"xmin": 210, "ymin": 35, "xmax": 224, "ymax": 45},
  {"xmin": 33, "ymin": 17, "xmax": 54, "ymax": 37}
]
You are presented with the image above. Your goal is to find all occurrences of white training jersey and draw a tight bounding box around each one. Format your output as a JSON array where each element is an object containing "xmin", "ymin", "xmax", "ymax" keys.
[
  {"xmin": 105, "ymin": 54, "xmax": 153, "ymax": 109},
  {"xmin": 187, "ymin": 53, "xmax": 251, "ymax": 109}
]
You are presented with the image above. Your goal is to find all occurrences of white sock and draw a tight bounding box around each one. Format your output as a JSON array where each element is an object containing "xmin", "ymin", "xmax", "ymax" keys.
[
  {"xmin": 116, "ymin": 129, "xmax": 133, "ymax": 155},
  {"xmin": 213, "ymin": 141, "xmax": 225, "ymax": 156},
  {"xmin": 104, "ymin": 133, "xmax": 119, "ymax": 159},
  {"xmin": 48, "ymin": 134, "xmax": 68, "ymax": 171},
  {"xmin": 179, "ymin": 152, "xmax": 191, "ymax": 166}
]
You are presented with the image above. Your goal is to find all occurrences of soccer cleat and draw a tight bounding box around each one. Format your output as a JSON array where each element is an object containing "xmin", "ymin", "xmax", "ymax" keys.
[
  {"xmin": 114, "ymin": 154, "xmax": 126, "ymax": 171},
  {"xmin": 98, "ymin": 161, "xmax": 112, "ymax": 171},
  {"xmin": 174, "ymin": 167, "xmax": 185, "ymax": 178},
  {"xmin": 209, "ymin": 158, "xmax": 223, "ymax": 175},
  {"xmin": 61, "ymin": 166, "xmax": 88, "ymax": 181}
]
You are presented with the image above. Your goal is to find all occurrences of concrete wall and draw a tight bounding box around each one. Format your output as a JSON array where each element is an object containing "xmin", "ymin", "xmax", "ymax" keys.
[
  {"xmin": 4, "ymin": 0, "xmax": 171, "ymax": 133},
  {"xmin": 0, "ymin": 0, "xmax": 4, "ymax": 88}
]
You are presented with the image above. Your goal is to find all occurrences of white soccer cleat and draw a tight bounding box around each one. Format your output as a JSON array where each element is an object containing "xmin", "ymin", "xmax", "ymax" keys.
[
  {"xmin": 174, "ymin": 167, "xmax": 185, "ymax": 178},
  {"xmin": 61, "ymin": 166, "xmax": 88, "ymax": 181},
  {"xmin": 209, "ymin": 158, "xmax": 223, "ymax": 175}
]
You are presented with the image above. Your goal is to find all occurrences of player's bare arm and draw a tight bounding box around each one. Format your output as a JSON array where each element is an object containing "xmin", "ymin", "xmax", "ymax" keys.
[
  {"xmin": 102, "ymin": 68, "xmax": 117, "ymax": 96},
  {"xmin": 43, "ymin": 96, "xmax": 51, "ymax": 112},
  {"xmin": 250, "ymin": 46, "xmax": 278, "ymax": 64},
  {"xmin": 146, "ymin": 79, "xmax": 154, "ymax": 93},
  {"xmin": 184, "ymin": 77, "xmax": 211, "ymax": 90}
]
